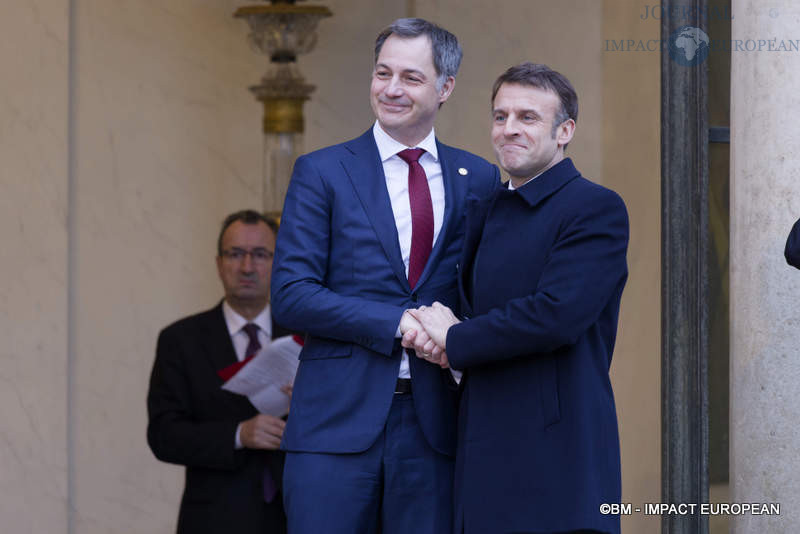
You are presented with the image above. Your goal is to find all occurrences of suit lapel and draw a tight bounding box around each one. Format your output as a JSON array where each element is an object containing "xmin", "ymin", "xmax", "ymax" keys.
[
  {"xmin": 202, "ymin": 302, "xmax": 259, "ymax": 411},
  {"xmin": 202, "ymin": 302, "xmax": 240, "ymax": 377},
  {"xmin": 458, "ymin": 188, "xmax": 498, "ymax": 317},
  {"xmin": 341, "ymin": 130, "xmax": 409, "ymax": 289}
]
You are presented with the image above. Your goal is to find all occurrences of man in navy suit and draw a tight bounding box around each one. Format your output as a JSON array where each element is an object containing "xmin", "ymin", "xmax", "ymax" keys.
[
  {"xmin": 407, "ymin": 63, "xmax": 629, "ymax": 534},
  {"xmin": 271, "ymin": 18, "xmax": 499, "ymax": 534}
]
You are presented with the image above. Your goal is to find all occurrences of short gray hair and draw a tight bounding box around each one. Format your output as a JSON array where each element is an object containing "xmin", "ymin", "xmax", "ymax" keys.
[{"xmin": 374, "ymin": 18, "xmax": 462, "ymax": 89}]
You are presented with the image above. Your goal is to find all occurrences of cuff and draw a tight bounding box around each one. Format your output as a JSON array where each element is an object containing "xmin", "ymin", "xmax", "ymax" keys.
[
  {"xmin": 235, "ymin": 423, "xmax": 244, "ymax": 449},
  {"xmin": 449, "ymin": 368, "xmax": 463, "ymax": 384}
]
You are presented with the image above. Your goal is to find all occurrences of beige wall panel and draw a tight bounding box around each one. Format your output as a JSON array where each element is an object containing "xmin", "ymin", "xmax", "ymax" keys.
[
  {"xmin": 303, "ymin": 0, "xmax": 406, "ymax": 152},
  {"xmin": 71, "ymin": 1, "xmax": 267, "ymax": 532},
  {"xmin": 415, "ymin": 0, "xmax": 604, "ymax": 183},
  {"xmin": 731, "ymin": 1, "xmax": 800, "ymax": 531},
  {"xmin": 602, "ymin": 2, "xmax": 661, "ymax": 533},
  {"xmin": 0, "ymin": 1, "xmax": 70, "ymax": 532}
]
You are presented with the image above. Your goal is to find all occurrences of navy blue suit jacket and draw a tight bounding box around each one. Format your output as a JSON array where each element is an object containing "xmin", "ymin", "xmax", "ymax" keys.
[
  {"xmin": 271, "ymin": 129, "xmax": 499, "ymax": 456},
  {"xmin": 785, "ymin": 217, "xmax": 800, "ymax": 269},
  {"xmin": 446, "ymin": 159, "xmax": 629, "ymax": 534}
]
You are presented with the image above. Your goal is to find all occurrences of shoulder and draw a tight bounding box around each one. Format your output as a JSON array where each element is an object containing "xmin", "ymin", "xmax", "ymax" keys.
[
  {"xmin": 289, "ymin": 131, "xmax": 376, "ymax": 193},
  {"xmin": 159, "ymin": 304, "xmax": 222, "ymax": 340},
  {"xmin": 297, "ymin": 130, "xmax": 374, "ymax": 163},
  {"xmin": 299, "ymin": 141, "xmax": 352, "ymax": 162},
  {"xmin": 785, "ymin": 217, "xmax": 800, "ymax": 268},
  {"xmin": 438, "ymin": 142, "xmax": 496, "ymax": 173},
  {"xmin": 564, "ymin": 175, "xmax": 628, "ymax": 213},
  {"xmin": 546, "ymin": 174, "xmax": 629, "ymax": 239},
  {"xmin": 438, "ymin": 141, "xmax": 501, "ymax": 193}
]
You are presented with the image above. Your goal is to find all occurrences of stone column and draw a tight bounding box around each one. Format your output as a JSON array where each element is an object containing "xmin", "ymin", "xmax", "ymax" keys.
[
  {"xmin": 0, "ymin": 1, "xmax": 70, "ymax": 532},
  {"xmin": 730, "ymin": 1, "xmax": 800, "ymax": 532}
]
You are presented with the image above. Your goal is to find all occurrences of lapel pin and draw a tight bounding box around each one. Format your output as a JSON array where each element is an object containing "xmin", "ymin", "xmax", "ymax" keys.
[{"xmin": 458, "ymin": 167, "xmax": 468, "ymax": 176}]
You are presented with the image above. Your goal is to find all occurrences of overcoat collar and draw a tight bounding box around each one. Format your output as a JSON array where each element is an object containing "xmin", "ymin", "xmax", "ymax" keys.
[{"xmin": 512, "ymin": 157, "xmax": 581, "ymax": 208}]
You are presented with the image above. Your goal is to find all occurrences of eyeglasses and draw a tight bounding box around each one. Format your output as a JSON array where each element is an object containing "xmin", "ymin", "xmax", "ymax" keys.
[{"xmin": 221, "ymin": 247, "xmax": 274, "ymax": 263}]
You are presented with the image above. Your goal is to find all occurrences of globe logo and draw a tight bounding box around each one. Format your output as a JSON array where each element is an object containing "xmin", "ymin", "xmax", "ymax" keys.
[{"xmin": 668, "ymin": 26, "xmax": 710, "ymax": 66}]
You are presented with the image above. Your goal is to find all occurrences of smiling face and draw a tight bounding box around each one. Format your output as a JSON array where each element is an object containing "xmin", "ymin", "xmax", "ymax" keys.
[
  {"xmin": 491, "ymin": 83, "xmax": 575, "ymax": 186},
  {"xmin": 370, "ymin": 34, "xmax": 454, "ymax": 147}
]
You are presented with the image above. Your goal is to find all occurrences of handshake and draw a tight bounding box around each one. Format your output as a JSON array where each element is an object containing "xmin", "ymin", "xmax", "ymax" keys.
[{"xmin": 399, "ymin": 302, "xmax": 461, "ymax": 369}]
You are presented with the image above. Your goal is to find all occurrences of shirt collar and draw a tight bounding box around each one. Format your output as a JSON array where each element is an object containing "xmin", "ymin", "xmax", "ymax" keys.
[
  {"xmin": 372, "ymin": 121, "xmax": 438, "ymax": 163},
  {"xmin": 222, "ymin": 300, "xmax": 272, "ymax": 338},
  {"xmin": 508, "ymin": 170, "xmax": 544, "ymax": 190}
]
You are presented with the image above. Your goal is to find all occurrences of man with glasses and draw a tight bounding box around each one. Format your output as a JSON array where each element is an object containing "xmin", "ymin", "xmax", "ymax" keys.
[{"xmin": 147, "ymin": 209, "xmax": 289, "ymax": 534}]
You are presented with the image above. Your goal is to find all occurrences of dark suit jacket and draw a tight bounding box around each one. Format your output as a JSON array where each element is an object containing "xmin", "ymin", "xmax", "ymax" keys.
[
  {"xmin": 147, "ymin": 303, "xmax": 286, "ymax": 534},
  {"xmin": 271, "ymin": 128, "xmax": 499, "ymax": 456},
  {"xmin": 446, "ymin": 159, "xmax": 629, "ymax": 534},
  {"xmin": 785, "ymin": 217, "xmax": 800, "ymax": 269}
]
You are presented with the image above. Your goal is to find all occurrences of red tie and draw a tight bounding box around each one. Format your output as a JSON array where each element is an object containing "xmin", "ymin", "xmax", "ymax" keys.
[
  {"xmin": 216, "ymin": 324, "xmax": 278, "ymax": 502},
  {"xmin": 242, "ymin": 324, "xmax": 278, "ymax": 502},
  {"xmin": 242, "ymin": 323, "xmax": 261, "ymax": 358},
  {"xmin": 216, "ymin": 323, "xmax": 261, "ymax": 381},
  {"xmin": 397, "ymin": 148, "xmax": 433, "ymax": 289}
]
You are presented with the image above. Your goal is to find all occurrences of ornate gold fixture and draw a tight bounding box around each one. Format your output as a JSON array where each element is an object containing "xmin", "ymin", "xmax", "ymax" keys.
[{"xmin": 234, "ymin": 0, "xmax": 331, "ymax": 214}]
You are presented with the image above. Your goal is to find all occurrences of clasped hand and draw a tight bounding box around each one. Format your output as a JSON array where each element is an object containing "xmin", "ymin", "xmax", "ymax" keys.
[{"xmin": 399, "ymin": 302, "xmax": 460, "ymax": 368}]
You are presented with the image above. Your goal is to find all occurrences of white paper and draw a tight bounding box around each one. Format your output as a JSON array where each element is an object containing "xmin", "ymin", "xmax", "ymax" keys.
[{"xmin": 221, "ymin": 335, "xmax": 302, "ymax": 417}]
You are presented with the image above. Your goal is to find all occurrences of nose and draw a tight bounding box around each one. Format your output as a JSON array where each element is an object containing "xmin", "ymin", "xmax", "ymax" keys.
[
  {"xmin": 503, "ymin": 116, "xmax": 520, "ymax": 137},
  {"xmin": 385, "ymin": 75, "xmax": 404, "ymax": 97},
  {"xmin": 239, "ymin": 252, "xmax": 255, "ymax": 272}
]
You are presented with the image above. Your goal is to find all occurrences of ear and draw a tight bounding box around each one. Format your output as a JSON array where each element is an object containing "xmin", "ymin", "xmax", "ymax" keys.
[
  {"xmin": 438, "ymin": 76, "xmax": 456, "ymax": 104},
  {"xmin": 556, "ymin": 118, "xmax": 576, "ymax": 148},
  {"xmin": 216, "ymin": 255, "xmax": 224, "ymax": 278}
]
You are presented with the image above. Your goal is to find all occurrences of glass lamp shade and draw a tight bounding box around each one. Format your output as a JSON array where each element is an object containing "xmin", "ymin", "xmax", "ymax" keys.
[
  {"xmin": 263, "ymin": 131, "xmax": 303, "ymax": 215},
  {"xmin": 234, "ymin": 3, "xmax": 332, "ymax": 62}
]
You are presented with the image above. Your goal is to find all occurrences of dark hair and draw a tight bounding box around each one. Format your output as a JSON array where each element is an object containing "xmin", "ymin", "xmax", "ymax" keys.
[
  {"xmin": 217, "ymin": 210, "xmax": 278, "ymax": 256},
  {"xmin": 374, "ymin": 18, "xmax": 462, "ymax": 88},
  {"xmin": 491, "ymin": 62, "xmax": 578, "ymax": 140}
]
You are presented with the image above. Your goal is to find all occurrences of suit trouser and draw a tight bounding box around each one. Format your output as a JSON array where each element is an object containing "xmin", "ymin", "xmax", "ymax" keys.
[{"xmin": 283, "ymin": 393, "xmax": 454, "ymax": 534}]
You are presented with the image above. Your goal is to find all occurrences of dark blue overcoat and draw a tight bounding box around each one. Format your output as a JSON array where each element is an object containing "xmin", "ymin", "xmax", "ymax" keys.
[{"xmin": 447, "ymin": 158, "xmax": 629, "ymax": 534}]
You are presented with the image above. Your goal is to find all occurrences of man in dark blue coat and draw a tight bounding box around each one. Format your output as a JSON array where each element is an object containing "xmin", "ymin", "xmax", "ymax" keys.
[
  {"xmin": 271, "ymin": 18, "xmax": 499, "ymax": 534},
  {"xmin": 406, "ymin": 63, "xmax": 629, "ymax": 534},
  {"xmin": 785, "ymin": 218, "xmax": 800, "ymax": 269}
]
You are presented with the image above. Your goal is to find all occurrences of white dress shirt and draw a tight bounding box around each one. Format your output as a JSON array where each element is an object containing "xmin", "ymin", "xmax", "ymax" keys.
[
  {"xmin": 222, "ymin": 301, "xmax": 272, "ymax": 361},
  {"xmin": 373, "ymin": 122, "xmax": 446, "ymax": 379},
  {"xmin": 222, "ymin": 301, "xmax": 272, "ymax": 448}
]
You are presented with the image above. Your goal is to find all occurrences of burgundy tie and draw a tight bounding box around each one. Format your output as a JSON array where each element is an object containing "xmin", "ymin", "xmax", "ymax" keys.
[
  {"xmin": 217, "ymin": 323, "xmax": 262, "ymax": 380},
  {"xmin": 242, "ymin": 323, "xmax": 261, "ymax": 358},
  {"xmin": 242, "ymin": 324, "xmax": 278, "ymax": 503},
  {"xmin": 397, "ymin": 148, "xmax": 433, "ymax": 289}
]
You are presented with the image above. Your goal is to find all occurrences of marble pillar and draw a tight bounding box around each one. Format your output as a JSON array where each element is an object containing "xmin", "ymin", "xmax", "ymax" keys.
[
  {"xmin": 0, "ymin": 1, "xmax": 70, "ymax": 532},
  {"xmin": 730, "ymin": 1, "xmax": 800, "ymax": 531}
]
